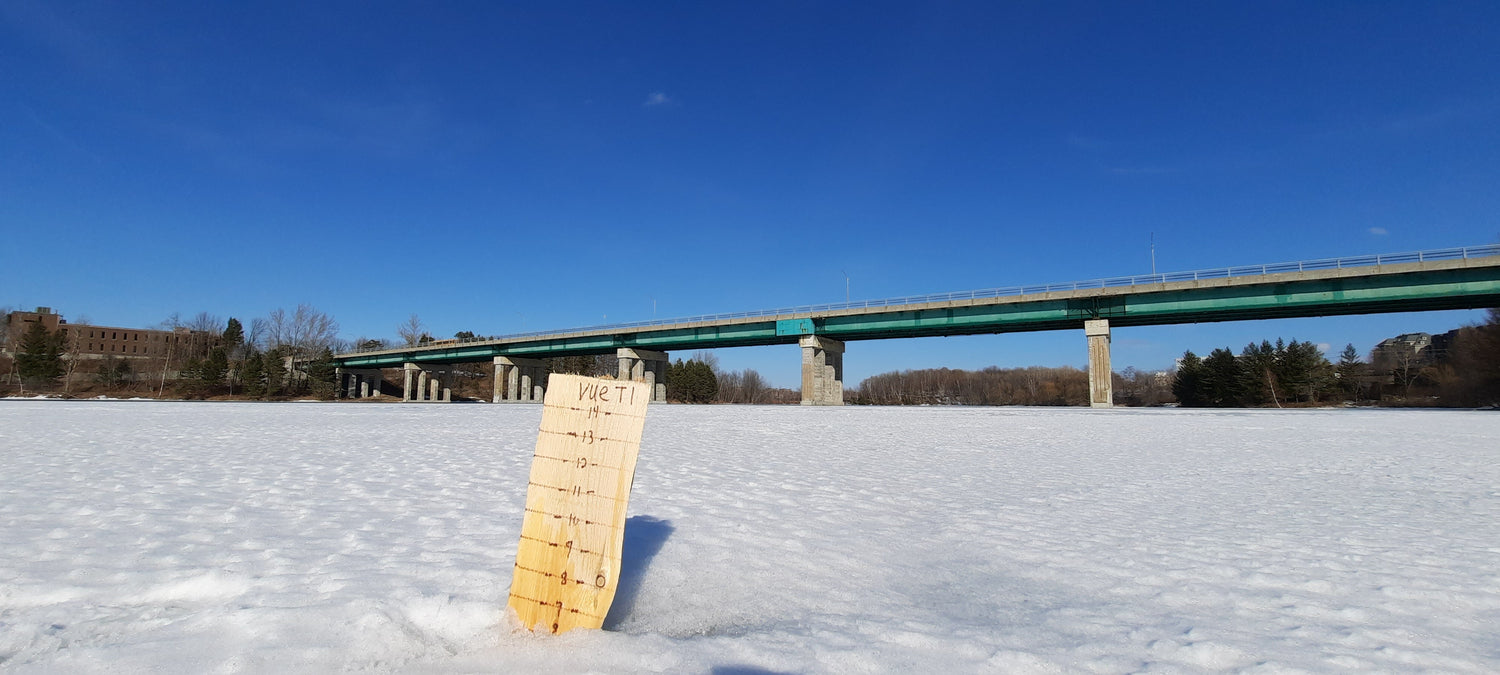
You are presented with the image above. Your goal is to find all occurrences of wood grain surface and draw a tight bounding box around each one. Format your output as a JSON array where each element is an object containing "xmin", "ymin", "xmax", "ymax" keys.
[{"xmin": 507, "ymin": 374, "xmax": 651, "ymax": 633}]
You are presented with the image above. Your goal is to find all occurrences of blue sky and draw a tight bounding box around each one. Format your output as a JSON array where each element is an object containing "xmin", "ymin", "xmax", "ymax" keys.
[{"xmin": 3, "ymin": 1, "xmax": 1498, "ymax": 388}]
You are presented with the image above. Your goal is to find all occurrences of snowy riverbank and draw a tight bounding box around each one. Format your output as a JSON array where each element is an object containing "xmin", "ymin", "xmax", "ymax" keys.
[{"xmin": 2, "ymin": 401, "xmax": 1497, "ymax": 672}]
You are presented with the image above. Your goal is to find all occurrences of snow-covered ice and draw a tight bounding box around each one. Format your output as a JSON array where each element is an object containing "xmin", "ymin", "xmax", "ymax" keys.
[{"xmin": 2, "ymin": 401, "xmax": 1498, "ymax": 673}]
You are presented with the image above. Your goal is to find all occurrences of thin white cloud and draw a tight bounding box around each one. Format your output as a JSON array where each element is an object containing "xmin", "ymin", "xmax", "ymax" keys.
[
  {"xmin": 1369, "ymin": 227, "xmax": 1389, "ymax": 236},
  {"xmin": 644, "ymin": 92, "xmax": 671, "ymax": 107}
]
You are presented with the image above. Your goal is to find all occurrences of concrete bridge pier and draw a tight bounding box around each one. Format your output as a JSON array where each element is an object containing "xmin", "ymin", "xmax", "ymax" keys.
[
  {"xmin": 800, "ymin": 336, "xmax": 845, "ymax": 405},
  {"xmin": 402, "ymin": 363, "xmax": 420, "ymax": 401},
  {"xmin": 617, "ymin": 348, "xmax": 669, "ymax": 402},
  {"xmin": 403, "ymin": 363, "xmax": 452, "ymax": 402},
  {"xmin": 340, "ymin": 368, "xmax": 383, "ymax": 399},
  {"xmin": 494, "ymin": 356, "xmax": 546, "ymax": 402},
  {"xmin": 1085, "ymin": 319, "xmax": 1113, "ymax": 408}
]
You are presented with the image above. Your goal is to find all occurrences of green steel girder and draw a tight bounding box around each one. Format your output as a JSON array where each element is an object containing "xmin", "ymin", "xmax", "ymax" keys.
[{"xmin": 333, "ymin": 265, "xmax": 1500, "ymax": 369}]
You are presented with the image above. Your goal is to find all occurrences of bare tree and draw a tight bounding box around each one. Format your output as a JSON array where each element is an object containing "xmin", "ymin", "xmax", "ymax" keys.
[
  {"xmin": 741, "ymin": 368, "xmax": 767, "ymax": 403},
  {"xmin": 60, "ymin": 315, "xmax": 90, "ymax": 394},
  {"xmin": 186, "ymin": 312, "xmax": 224, "ymax": 334},
  {"xmin": 248, "ymin": 317, "xmax": 268, "ymax": 350},
  {"xmin": 262, "ymin": 304, "xmax": 341, "ymax": 359},
  {"xmin": 691, "ymin": 350, "xmax": 721, "ymax": 373},
  {"xmin": 0, "ymin": 305, "xmax": 12, "ymax": 350},
  {"xmin": 1, "ymin": 305, "xmax": 14, "ymax": 385},
  {"xmin": 1372, "ymin": 343, "xmax": 1423, "ymax": 400},
  {"xmin": 181, "ymin": 312, "xmax": 224, "ymax": 359},
  {"xmin": 158, "ymin": 314, "xmax": 183, "ymax": 396},
  {"xmin": 398, "ymin": 314, "xmax": 425, "ymax": 347}
]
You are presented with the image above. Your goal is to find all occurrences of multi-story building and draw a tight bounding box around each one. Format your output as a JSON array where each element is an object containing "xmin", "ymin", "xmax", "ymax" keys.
[{"xmin": 2, "ymin": 307, "xmax": 215, "ymax": 367}]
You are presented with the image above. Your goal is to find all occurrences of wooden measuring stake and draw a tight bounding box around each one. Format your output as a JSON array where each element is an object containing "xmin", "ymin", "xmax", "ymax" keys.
[{"xmin": 508, "ymin": 374, "xmax": 651, "ymax": 634}]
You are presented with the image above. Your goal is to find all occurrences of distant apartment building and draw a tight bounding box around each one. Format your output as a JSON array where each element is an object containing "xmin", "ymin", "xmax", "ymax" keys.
[
  {"xmin": 1373, "ymin": 332, "xmax": 1434, "ymax": 358},
  {"xmin": 2, "ymin": 307, "xmax": 215, "ymax": 366},
  {"xmin": 1370, "ymin": 329, "xmax": 1466, "ymax": 363}
]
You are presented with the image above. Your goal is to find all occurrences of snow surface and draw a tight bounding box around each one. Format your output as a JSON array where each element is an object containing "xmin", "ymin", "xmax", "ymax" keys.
[{"xmin": 2, "ymin": 401, "xmax": 1498, "ymax": 673}]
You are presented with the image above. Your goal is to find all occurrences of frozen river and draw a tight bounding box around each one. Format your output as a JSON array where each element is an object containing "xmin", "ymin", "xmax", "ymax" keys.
[{"xmin": 2, "ymin": 400, "xmax": 1498, "ymax": 673}]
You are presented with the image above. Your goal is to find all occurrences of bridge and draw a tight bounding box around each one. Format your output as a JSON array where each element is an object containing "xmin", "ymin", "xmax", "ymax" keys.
[{"xmin": 332, "ymin": 245, "xmax": 1500, "ymax": 407}]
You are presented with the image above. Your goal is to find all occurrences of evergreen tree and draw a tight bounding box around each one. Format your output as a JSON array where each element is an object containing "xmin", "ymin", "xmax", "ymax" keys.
[
  {"xmin": 1238, "ymin": 340, "xmax": 1278, "ymax": 406},
  {"xmin": 666, "ymin": 358, "xmax": 719, "ymax": 403},
  {"xmin": 222, "ymin": 318, "xmax": 244, "ymax": 354},
  {"xmin": 222, "ymin": 318, "xmax": 245, "ymax": 393},
  {"xmin": 1335, "ymin": 343, "xmax": 1367, "ymax": 400},
  {"xmin": 1277, "ymin": 339, "xmax": 1333, "ymax": 402},
  {"xmin": 201, "ymin": 348, "xmax": 228, "ymax": 390},
  {"xmin": 241, "ymin": 350, "xmax": 266, "ymax": 398},
  {"xmin": 1172, "ymin": 351, "xmax": 1206, "ymax": 407},
  {"xmin": 1201, "ymin": 347, "xmax": 1244, "ymax": 407},
  {"xmin": 262, "ymin": 347, "xmax": 286, "ymax": 397},
  {"xmin": 307, "ymin": 347, "xmax": 338, "ymax": 399},
  {"xmin": 179, "ymin": 357, "xmax": 204, "ymax": 392},
  {"xmin": 16, "ymin": 322, "xmax": 64, "ymax": 387}
]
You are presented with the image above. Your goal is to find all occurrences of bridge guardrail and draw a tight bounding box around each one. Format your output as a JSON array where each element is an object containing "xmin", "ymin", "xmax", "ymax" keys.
[{"xmin": 345, "ymin": 244, "xmax": 1500, "ymax": 354}]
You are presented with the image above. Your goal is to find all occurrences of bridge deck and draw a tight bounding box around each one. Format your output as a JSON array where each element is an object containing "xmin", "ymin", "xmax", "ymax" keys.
[{"xmin": 334, "ymin": 249, "xmax": 1500, "ymax": 368}]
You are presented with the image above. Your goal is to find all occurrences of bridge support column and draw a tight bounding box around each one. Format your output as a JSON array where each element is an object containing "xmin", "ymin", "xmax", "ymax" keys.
[
  {"xmin": 1085, "ymin": 319, "xmax": 1113, "ymax": 408},
  {"xmin": 800, "ymin": 336, "xmax": 845, "ymax": 406},
  {"xmin": 402, "ymin": 365, "xmax": 454, "ymax": 402},
  {"xmin": 346, "ymin": 369, "xmax": 382, "ymax": 398},
  {"xmin": 617, "ymin": 348, "xmax": 669, "ymax": 402},
  {"xmin": 403, "ymin": 363, "xmax": 418, "ymax": 401},
  {"xmin": 493, "ymin": 357, "xmax": 506, "ymax": 403},
  {"xmin": 341, "ymin": 368, "xmax": 377, "ymax": 399},
  {"xmin": 495, "ymin": 356, "xmax": 546, "ymax": 402}
]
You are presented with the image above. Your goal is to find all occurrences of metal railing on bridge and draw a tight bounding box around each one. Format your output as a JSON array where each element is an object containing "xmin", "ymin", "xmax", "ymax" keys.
[{"xmin": 348, "ymin": 244, "xmax": 1500, "ymax": 353}]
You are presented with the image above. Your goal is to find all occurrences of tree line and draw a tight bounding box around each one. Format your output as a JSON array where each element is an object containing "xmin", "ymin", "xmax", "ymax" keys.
[
  {"xmin": 1173, "ymin": 310, "xmax": 1500, "ymax": 408},
  {"xmin": 852, "ymin": 366, "xmax": 1091, "ymax": 406},
  {"xmin": 1172, "ymin": 339, "xmax": 1337, "ymax": 407},
  {"xmin": 534, "ymin": 350, "xmax": 797, "ymax": 404},
  {"xmin": 5, "ymin": 304, "xmax": 344, "ymax": 399}
]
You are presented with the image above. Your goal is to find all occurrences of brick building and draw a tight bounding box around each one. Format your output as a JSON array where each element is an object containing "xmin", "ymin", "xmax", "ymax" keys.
[{"xmin": 2, "ymin": 307, "xmax": 215, "ymax": 369}]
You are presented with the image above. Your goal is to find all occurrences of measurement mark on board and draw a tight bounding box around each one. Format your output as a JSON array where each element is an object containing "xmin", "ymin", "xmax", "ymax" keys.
[
  {"xmin": 517, "ymin": 534, "xmax": 601, "ymax": 557},
  {"xmin": 552, "ymin": 403, "xmax": 647, "ymax": 420},
  {"xmin": 526, "ymin": 481, "xmax": 625, "ymax": 502},
  {"xmin": 536, "ymin": 428, "xmax": 634, "ymax": 446},
  {"xmin": 531, "ymin": 453, "xmax": 623, "ymax": 471},
  {"xmin": 521, "ymin": 507, "xmax": 620, "ymax": 529}
]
